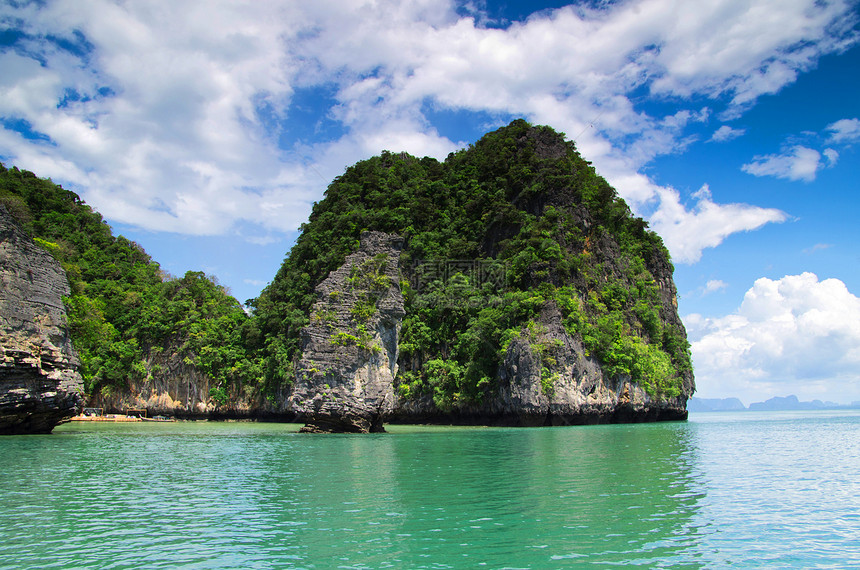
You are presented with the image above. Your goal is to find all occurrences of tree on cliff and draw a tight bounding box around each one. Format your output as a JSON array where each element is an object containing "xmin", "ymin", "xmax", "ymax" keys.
[
  {"xmin": 251, "ymin": 120, "xmax": 692, "ymax": 410},
  {"xmin": 0, "ymin": 164, "xmax": 259, "ymax": 400},
  {"xmin": 1, "ymin": 120, "xmax": 693, "ymax": 416}
]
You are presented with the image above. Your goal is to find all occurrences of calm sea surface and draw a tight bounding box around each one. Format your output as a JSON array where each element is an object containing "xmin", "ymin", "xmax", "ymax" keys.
[{"xmin": 1, "ymin": 410, "xmax": 858, "ymax": 569}]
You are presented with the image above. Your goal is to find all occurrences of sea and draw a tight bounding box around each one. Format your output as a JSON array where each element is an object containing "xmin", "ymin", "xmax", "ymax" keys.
[{"xmin": 1, "ymin": 410, "xmax": 858, "ymax": 569}]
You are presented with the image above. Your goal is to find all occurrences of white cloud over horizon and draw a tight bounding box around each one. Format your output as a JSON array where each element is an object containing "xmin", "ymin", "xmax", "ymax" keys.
[
  {"xmin": 1, "ymin": 0, "xmax": 858, "ymax": 263},
  {"xmin": 686, "ymin": 272, "xmax": 860, "ymax": 403}
]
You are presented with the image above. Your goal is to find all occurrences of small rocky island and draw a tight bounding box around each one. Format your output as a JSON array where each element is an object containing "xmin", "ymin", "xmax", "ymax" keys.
[
  {"xmin": 0, "ymin": 120, "xmax": 694, "ymax": 433},
  {"xmin": 260, "ymin": 120, "xmax": 695, "ymax": 431},
  {"xmin": 0, "ymin": 205, "xmax": 83, "ymax": 434}
]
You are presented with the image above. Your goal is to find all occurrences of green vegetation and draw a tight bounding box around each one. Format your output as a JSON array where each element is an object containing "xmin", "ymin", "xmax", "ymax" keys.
[
  {"xmin": 0, "ymin": 163, "xmax": 260, "ymax": 400},
  {"xmin": 2, "ymin": 120, "xmax": 691, "ymax": 409},
  {"xmin": 253, "ymin": 120, "xmax": 692, "ymax": 405},
  {"xmin": 330, "ymin": 325, "xmax": 381, "ymax": 353}
]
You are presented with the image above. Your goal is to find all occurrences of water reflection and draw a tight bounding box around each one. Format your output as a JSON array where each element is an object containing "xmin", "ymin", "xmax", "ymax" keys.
[
  {"xmin": 684, "ymin": 412, "xmax": 860, "ymax": 568},
  {"xmin": 248, "ymin": 423, "xmax": 706, "ymax": 568},
  {"xmin": 0, "ymin": 421, "xmax": 704, "ymax": 568}
]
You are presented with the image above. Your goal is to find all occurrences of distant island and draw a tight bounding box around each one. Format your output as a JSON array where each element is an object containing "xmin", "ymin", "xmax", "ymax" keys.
[
  {"xmin": 689, "ymin": 395, "xmax": 860, "ymax": 412},
  {"xmin": 686, "ymin": 397, "xmax": 746, "ymax": 412}
]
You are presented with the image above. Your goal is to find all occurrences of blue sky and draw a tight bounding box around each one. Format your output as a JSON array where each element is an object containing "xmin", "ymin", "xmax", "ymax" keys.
[{"xmin": 1, "ymin": 0, "xmax": 859, "ymax": 405}]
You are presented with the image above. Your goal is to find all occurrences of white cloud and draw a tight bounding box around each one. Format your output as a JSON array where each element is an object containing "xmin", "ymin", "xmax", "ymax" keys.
[
  {"xmin": 802, "ymin": 243, "xmax": 833, "ymax": 255},
  {"xmin": 0, "ymin": 0, "xmax": 856, "ymax": 255},
  {"xmin": 0, "ymin": 0, "xmax": 316, "ymax": 235},
  {"xmin": 826, "ymin": 118, "xmax": 860, "ymax": 144},
  {"xmin": 648, "ymin": 185, "xmax": 787, "ymax": 263},
  {"xmin": 687, "ymin": 273, "xmax": 860, "ymax": 403},
  {"xmin": 740, "ymin": 118, "xmax": 858, "ymax": 184},
  {"xmin": 709, "ymin": 125, "xmax": 745, "ymax": 142},
  {"xmin": 702, "ymin": 279, "xmax": 728, "ymax": 296},
  {"xmin": 741, "ymin": 145, "xmax": 825, "ymax": 182}
]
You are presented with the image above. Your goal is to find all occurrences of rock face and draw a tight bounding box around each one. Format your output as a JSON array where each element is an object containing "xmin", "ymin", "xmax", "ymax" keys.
[
  {"xmin": 390, "ymin": 303, "xmax": 689, "ymax": 427},
  {"xmin": 291, "ymin": 231, "xmax": 691, "ymax": 431},
  {"xmin": 87, "ymin": 350, "xmax": 215, "ymax": 417},
  {"xmin": 486, "ymin": 303, "xmax": 688, "ymax": 425},
  {"xmin": 0, "ymin": 205, "xmax": 83, "ymax": 434},
  {"xmin": 290, "ymin": 231, "xmax": 405, "ymax": 432},
  {"xmin": 87, "ymin": 347, "xmax": 293, "ymax": 420}
]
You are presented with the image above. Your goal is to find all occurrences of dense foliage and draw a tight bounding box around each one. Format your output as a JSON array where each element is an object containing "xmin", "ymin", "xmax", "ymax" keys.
[
  {"xmin": 253, "ymin": 120, "xmax": 692, "ymax": 407},
  {"xmin": 2, "ymin": 120, "xmax": 691, "ymax": 409},
  {"xmin": 0, "ymin": 164, "xmax": 258, "ymax": 399}
]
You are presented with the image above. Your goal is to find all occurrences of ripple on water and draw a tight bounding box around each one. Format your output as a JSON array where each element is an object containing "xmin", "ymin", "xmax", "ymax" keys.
[{"xmin": 0, "ymin": 414, "xmax": 858, "ymax": 568}]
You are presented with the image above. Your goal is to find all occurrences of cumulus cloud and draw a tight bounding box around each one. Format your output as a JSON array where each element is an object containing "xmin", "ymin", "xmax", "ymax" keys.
[
  {"xmin": 0, "ymin": 0, "xmax": 856, "ymax": 258},
  {"xmin": 709, "ymin": 125, "xmax": 745, "ymax": 142},
  {"xmin": 741, "ymin": 117, "xmax": 859, "ymax": 183},
  {"xmin": 686, "ymin": 273, "xmax": 860, "ymax": 402},
  {"xmin": 0, "ymin": 0, "xmax": 313, "ymax": 234},
  {"xmin": 741, "ymin": 145, "xmax": 825, "ymax": 182},
  {"xmin": 826, "ymin": 118, "xmax": 860, "ymax": 144}
]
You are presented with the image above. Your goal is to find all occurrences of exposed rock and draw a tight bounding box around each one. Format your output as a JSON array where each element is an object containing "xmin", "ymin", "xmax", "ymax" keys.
[
  {"xmin": 388, "ymin": 303, "xmax": 689, "ymax": 426},
  {"xmin": 298, "ymin": 234, "xmax": 690, "ymax": 430},
  {"xmin": 86, "ymin": 343, "xmax": 294, "ymax": 420},
  {"xmin": 86, "ymin": 347, "xmax": 219, "ymax": 417},
  {"xmin": 0, "ymin": 205, "xmax": 83, "ymax": 434},
  {"xmin": 490, "ymin": 303, "xmax": 688, "ymax": 424},
  {"xmin": 290, "ymin": 231, "xmax": 405, "ymax": 432}
]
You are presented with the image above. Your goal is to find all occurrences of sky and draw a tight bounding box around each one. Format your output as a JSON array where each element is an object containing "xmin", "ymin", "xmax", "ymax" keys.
[{"xmin": 1, "ymin": 0, "xmax": 859, "ymax": 406}]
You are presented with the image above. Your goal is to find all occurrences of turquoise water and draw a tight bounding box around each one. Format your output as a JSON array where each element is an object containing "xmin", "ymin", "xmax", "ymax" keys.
[{"xmin": 1, "ymin": 411, "xmax": 858, "ymax": 568}]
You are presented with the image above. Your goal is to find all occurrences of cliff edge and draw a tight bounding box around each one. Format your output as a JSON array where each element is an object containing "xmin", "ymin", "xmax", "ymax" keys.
[{"xmin": 0, "ymin": 205, "xmax": 83, "ymax": 434}]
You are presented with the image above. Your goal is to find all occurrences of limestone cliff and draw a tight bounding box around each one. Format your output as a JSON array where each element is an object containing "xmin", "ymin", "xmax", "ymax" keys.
[
  {"xmin": 290, "ymin": 231, "xmax": 405, "ymax": 432},
  {"xmin": 486, "ymin": 303, "xmax": 688, "ymax": 425},
  {"xmin": 0, "ymin": 205, "xmax": 83, "ymax": 434},
  {"xmin": 86, "ymin": 346, "xmax": 286, "ymax": 419},
  {"xmin": 255, "ymin": 120, "xmax": 695, "ymax": 430},
  {"xmin": 289, "ymin": 233, "xmax": 690, "ymax": 429},
  {"xmin": 0, "ymin": 121, "xmax": 695, "ymax": 430}
]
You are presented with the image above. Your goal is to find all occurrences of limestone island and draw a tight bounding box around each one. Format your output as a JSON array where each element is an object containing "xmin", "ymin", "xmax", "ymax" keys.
[{"xmin": 1, "ymin": 120, "xmax": 694, "ymax": 433}]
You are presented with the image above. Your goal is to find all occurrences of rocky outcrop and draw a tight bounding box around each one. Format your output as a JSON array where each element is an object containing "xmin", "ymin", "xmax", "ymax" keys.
[
  {"xmin": 389, "ymin": 303, "xmax": 688, "ymax": 427},
  {"xmin": 87, "ymin": 349, "xmax": 216, "ymax": 417},
  {"xmin": 488, "ymin": 304, "xmax": 688, "ymax": 425},
  {"xmin": 292, "ymin": 233, "xmax": 690, "ymax": 431},
  {"xmin": 87, "ymin": 346, "xmax": 294, "ymax": 420},
  {"xmin": 1, "ymin": 205, "xmax": 83, "ymax": 434},
  {"xmin": 290, "ymin": 231, "xmax": 405, "ymax": 432}
]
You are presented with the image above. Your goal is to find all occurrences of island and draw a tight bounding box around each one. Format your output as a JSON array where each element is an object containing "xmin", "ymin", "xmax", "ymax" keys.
[{"xmin": 1, "ymin": 120, "xmax": 694, "ymax": 433}]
